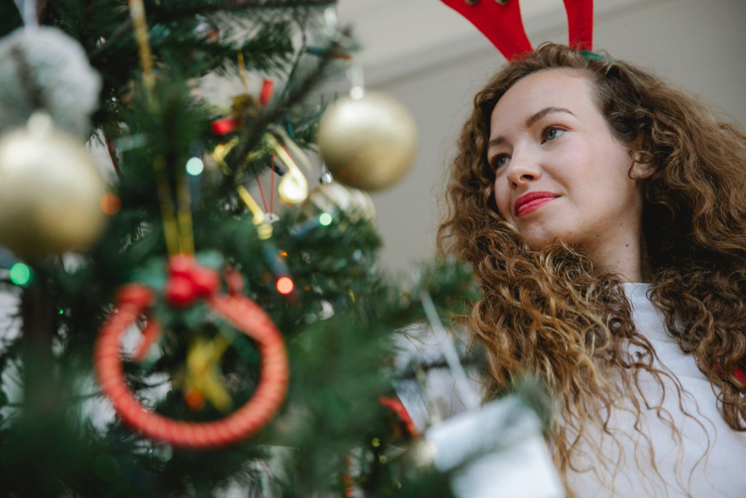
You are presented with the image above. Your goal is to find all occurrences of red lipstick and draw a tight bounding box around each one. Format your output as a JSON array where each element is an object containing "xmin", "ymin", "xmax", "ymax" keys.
[{"xmin": 514, "ymin": 191, "xmax": 559, "ymax": 217}]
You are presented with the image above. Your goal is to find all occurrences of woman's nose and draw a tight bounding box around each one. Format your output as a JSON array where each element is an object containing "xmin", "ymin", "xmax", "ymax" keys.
[{"xmin": 505, "ymin": 150, "xmax": 542, "ymax": 189}]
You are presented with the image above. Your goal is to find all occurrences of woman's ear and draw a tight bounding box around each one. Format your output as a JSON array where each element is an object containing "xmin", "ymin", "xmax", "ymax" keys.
[
  {"xmin": 631, "ymin": 157, "xmax": 656, "ymax": 179},
  {"xmin": 629, "ymin": 136, "xmax": 656, "ymax": 179}
]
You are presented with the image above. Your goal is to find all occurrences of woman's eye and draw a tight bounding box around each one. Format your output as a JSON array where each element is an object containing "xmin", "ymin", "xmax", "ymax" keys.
[
  {"xmin": 490, "ymin": 155, "xmax": 509, "ymax": 171},
  {"xmin": 543, "ymin": 127, "xmax": 565, "ymax": 142}
]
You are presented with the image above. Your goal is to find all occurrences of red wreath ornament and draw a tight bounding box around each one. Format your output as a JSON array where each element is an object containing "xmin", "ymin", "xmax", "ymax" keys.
[{"xmin": 94, "ymin": 255, "xmax": 289, "ymax": 449}]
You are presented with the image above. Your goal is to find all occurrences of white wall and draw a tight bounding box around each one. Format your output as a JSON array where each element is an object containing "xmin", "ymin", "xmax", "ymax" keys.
[{"xmin": 354, "ymin": 0, "xmax": 746, "ymax": 271}]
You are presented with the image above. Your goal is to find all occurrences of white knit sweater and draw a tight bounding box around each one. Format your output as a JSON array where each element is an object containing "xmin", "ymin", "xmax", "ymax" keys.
[
  {"xmin": 397, "ymin": 283, "xmax": 746, "ymax": 497},
  {"xmin": 567, "ymin": 282, "xmax": 746, "ymax": 497}
]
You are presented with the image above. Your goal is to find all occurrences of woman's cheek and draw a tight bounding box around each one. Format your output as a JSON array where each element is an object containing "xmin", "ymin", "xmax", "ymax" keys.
[{"xmin": 495, "ymin": 183, "xmax": 511, "ymax": 220}]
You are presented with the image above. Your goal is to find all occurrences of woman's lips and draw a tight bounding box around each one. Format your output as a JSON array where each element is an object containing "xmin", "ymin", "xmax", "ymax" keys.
[{"xmin": 516, "ymin": 196, "xmax": 557, "ymax": 217}]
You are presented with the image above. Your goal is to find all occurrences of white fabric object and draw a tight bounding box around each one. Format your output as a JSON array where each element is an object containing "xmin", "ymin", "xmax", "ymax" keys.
[
  {"xmin": 449, "ymin": 442, "xmax": 563, "ymax": 498},
  {"xmin": 426, "ymin": 396, "xmax": 564, "ymax": 498},
  {"xmin": 396, "ymin": 328, "xmax": 563, "ymax": 498},
  {"xmin": 567, "ymin": 282, "xmax": 746, "ymax": 498},
  {"xmin": 0, "ymin": 27, "xmax": 102, "ymax": 139}
]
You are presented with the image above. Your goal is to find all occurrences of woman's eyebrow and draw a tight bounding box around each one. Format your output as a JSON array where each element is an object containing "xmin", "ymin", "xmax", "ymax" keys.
[
  {"xmin": 525, "ymin": 106, "xmax": 576, "ymax": 128},
  {"xmin": 488, "ymin": 107, "xmax": 576, "ymax": 148}
]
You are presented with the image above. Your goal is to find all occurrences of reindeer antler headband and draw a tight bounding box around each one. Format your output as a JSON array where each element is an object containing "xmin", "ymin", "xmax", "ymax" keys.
[{"xmin": 440, "ymin": 0, "xmax": 594, "ymax": 61}]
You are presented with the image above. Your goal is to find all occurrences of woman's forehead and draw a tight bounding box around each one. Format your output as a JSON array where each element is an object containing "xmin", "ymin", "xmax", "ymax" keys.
[{"xmin": 490, "ymin": 69, "xmax": 594, "ymax": 129}]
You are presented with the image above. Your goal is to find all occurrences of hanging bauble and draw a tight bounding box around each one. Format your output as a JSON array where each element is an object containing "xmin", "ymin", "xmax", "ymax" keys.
[
  {"xmin": 300, "ymin": 182, "xmax": 376, "ymax": 223},
  {"xmin": 0, "ymin": 113, "xmax": 108, "ymax": 259},
  {"xmin": 317, "ymin": 93, "xmax": 418, "ymax": 191},
  {"xmin": 94, "ymin": 255, "xmax": 289, "ymax": 449},
  {"xmin": 0, "ymin": 27, "xmax": 102, "ymax": 139}
]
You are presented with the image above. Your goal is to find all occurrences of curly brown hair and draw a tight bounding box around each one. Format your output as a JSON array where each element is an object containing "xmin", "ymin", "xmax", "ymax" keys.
[{"xmin": 437, "ymin": 42, "xmax": 746, "ymax": 495}]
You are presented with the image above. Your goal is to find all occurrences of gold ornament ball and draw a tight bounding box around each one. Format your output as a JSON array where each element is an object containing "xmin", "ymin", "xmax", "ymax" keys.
[
  {"xmin": 0, "ymin": 115, "xmax": 108, "ymax": 259},
  {"xmin": 300, "ymin": 182, "xmax": 376, "ymax": 223},
  {"xmin": 318, "ymin": 92, "xmax": 418, "ymax": 191}
]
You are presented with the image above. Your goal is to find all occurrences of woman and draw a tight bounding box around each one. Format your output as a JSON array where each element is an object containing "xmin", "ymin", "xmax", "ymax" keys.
[{"xmin": 437, "ymin": 42, "xmax": 746, "ymax": 497}]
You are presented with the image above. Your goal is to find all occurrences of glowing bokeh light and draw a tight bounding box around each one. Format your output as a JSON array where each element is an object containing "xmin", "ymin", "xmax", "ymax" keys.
[
  {"xmin": 276, "ymin": 276, "xmax": 294, "ymax": 295},
  {"xmin": 100, "ymin": 193, "xmax": 121, "ymax": 215},
  {"xmin": 9, "ymin": 263, "xmax": 31, "ymax": 286},
  {"xmin": 318, "ymin": 213, "xmax": 333, "ymax": 226},
  {"xmin": 186, "ymin": 157, "xmax": 204, "ymax": 176},
  {"xmin": 350, "ymin": 87, "xmax": 364, "ymax": 100}
]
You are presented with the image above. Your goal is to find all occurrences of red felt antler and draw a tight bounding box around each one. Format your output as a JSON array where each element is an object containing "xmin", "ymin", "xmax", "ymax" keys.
[
  {"xmin": 440, "ymin": 0, "xmax": 533, "ymax": 61},
  {"xmin": 440, "ymin": 0, "xmax": 595, "ymax": 60},
  {"xmin": 563, "ymin": 0, "xmax": 594, "ymax": 51}
]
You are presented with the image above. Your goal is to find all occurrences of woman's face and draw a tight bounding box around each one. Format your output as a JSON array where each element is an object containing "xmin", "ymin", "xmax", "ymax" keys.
[{"xmin": 488, "ymin": 68, "xmax": 647, "ymax": 252}]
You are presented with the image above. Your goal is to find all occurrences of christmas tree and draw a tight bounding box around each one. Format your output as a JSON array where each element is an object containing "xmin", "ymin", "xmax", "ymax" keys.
[{"xmin": 0, "ymin": 1, "xmax": 558, "ymax": 497}]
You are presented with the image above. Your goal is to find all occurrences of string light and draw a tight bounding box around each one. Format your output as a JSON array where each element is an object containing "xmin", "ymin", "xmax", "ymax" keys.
[
  {"xmin": 350, "ymin": 87, "xmax": 364, "ymax": 100},
  {"xmin": 186, "ymin": 157, "xmax": 204, "ymax": 176},
  {"xmin": 100, "ymin": 193, "xmax": 121, "ymax": 215},
  {"xmin": 276, "ymin": 276, "xmax": 294, "ymax": 295},
  {"xmin": 9, "ymin": 263, "xmax": 31, "ymax": 286},
  {"xmin": 318, "ymin": 213, "xmax": 332, "ymax": 226}
]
